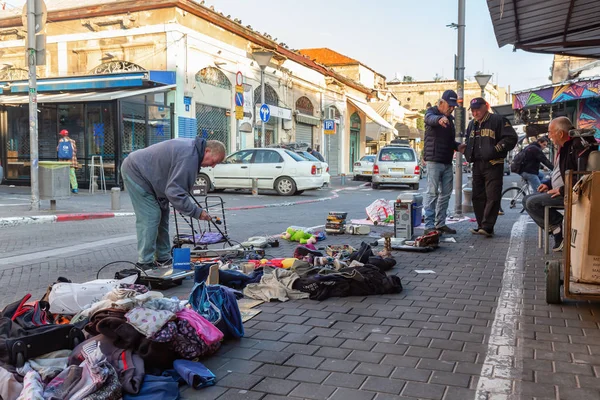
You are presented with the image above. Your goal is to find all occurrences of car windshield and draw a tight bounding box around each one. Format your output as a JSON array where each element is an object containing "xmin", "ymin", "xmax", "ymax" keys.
[
  {"xmin": 297, "ymin": 151, "xmax": 320, "ymax": 161},
  {"xmin": 285, "ymin": 150, "xmax": 306, "ymax": 162},
  {"xmin": 361, "ymin": 156, "xmax": 376, "ymax": 163},
  {"xmin": 379, "ymin": 148, "xmax": 415, "ymax": 162}
]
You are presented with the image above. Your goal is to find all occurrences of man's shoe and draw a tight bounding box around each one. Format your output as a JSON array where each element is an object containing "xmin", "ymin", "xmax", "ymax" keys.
[
  {"xmin": 498, "ymin": 209, "xmax": 504, "ymax": 215},
  {"xmin": 436, "ymin": 225, "xmax": 457, "ymax": 234},
  {"xmin": 479, "ymin": 229, "xmax": 494, "ymax": 238},
  {"xmin": 470, "ymin": 227, "xmax": 482, "ymax": 235},
  {"xmin": 156, "ymin": 259, "xmax": 173, "ymax": 268},
  {"xmin": 71, "ymin": 189, "xmax": 78, "ymax": 194},
  {"xmin": 553, "ymin": 231, "xmax": 564, "ymax": 252},
  {"xmin": 135, "ymin": 262, "xmax": 156, "ymax": 271}
]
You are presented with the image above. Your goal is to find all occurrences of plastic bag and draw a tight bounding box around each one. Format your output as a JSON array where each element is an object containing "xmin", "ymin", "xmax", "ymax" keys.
[
  {"xmin": 365, "ymin": 199, "xmax": 394, "ymax": 224},
  {"xmin": 48, "ymin": 275, "xmax": 138, "ymax": 315}
]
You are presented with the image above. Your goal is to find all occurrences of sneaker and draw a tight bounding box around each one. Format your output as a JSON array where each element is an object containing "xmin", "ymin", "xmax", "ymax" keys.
[
  {"xmin": 156, "ymin": 259, "xmax": 173, "ymax": 268},
  {"xmin": 470, "ymin": 227, "xmax": 482, "ymax": 235},
  {"xmin": 553, "ymin": 231, "xmax": 564, "ymax": 252},
  {"xmin": 135, "ymin": 262, "xmax": 156, "ymax": 271},
  {"xmin": 71, "ymin": 189, "xmax": 78, "ymax": 194},
  {"xmin": 436, "ymin": 225, "xmax": 457, "ymax": 234}
]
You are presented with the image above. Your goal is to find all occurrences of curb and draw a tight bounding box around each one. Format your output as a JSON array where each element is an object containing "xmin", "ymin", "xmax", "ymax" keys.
[
  {"xmin": 0, "ymin": 185, "xmax": 364, "ymax": 228},
  {"xmin": 0, "ymin": 212, "xmax": 135, "ymax": 229}
]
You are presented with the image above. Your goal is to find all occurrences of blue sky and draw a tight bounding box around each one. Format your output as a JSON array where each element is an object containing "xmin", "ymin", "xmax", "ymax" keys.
[{"xmin": 210, "ymin": 0, "xmax": 554, "ymax": 92}]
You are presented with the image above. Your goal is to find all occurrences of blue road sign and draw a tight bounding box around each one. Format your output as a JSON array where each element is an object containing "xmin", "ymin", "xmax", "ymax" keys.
[
  {"xmin": 235, "ymin": 92, "xmax": 243, "ymax": 107},
  {"xmin": 323, "ymin": 119, "xmax": 335, "ymax": 131},
  {"xmin": 259, "ymin": 104, "xmax": 271, "ymax": 123}
]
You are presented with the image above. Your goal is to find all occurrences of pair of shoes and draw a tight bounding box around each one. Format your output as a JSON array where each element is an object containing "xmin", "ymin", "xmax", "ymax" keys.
[
  {"xmin": 436, "ymin": 225, "xmax": 457, "ymax": 234},
  {"xmin": 71, "ymin": 189, "xmax": 78, "ymax": 194},
  {"xmin": 553, "ymin": 230, "xmax": 564, "ymax": 252}
]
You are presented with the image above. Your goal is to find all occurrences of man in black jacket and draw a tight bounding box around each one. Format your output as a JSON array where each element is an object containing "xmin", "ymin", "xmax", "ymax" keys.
[
  {"xmin": 464, "ymin": 98, "xmax": 518, "ymax": 237},
  {"xmin": 423, "ymin": 90, "xmax": 466, "ymax": 234},
  {"xmin": 518, "ymin": 136, "xmax": 553, "ymax": 192},
  {"xmin": 523, "ymin": 117, "xmax": 597, "ymax": 251}
]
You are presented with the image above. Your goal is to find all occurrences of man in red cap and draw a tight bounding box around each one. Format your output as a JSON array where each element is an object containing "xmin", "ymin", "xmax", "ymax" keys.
[
  {"xmin": 57, "ymin": 129, "xmax": 78, "ymax": 193},
  {"xmin": 464, "ymin": 98, "xmax": 518, "ymax": 237}
]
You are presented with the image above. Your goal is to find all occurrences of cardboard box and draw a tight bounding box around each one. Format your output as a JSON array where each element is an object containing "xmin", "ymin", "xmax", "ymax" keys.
[{"xmin": 570, "ymin": 172, "xmax": 600, "ymax": 283}]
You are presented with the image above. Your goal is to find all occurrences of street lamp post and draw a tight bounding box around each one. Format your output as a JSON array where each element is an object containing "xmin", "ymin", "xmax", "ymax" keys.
[
  {"xmin": 252, "ymin": 51, "xmax": 273, "ymax": 147},
  {"xmin": 474, "ymin": 73, "xmax": 493, "ymax": 98}
]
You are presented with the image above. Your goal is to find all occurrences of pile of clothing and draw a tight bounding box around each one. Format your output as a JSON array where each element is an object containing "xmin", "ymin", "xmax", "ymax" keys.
[
  {"xmin": 238, "ymin": 242, "xmax": 403, "ymax": 302},
  {"xmin": 0, "ymin": 279, "xmax": 237, "ymax": 400}
]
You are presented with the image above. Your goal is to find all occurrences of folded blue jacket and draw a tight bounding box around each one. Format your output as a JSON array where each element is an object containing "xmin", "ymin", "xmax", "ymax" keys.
[
  {"xmin": 172, "ymin": 360, "xmax": 216, "ymax": 389},
  {"xmin": 123, "ymin": 374, "xmax": 179, "ymax": 400}
]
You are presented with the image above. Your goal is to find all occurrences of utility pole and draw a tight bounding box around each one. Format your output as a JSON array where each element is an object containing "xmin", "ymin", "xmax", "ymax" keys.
[
  {"xmin": 453, "ymin": 0, "xmax": 466, "ymax": 216},
  {"xmin": 27, "ymin": 0, "xmax": 39, "ymax": 211}
]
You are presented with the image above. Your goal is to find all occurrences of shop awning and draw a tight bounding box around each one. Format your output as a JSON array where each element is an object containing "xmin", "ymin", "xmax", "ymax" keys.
[
  {"xmin": 0, "ymin": 85, "xmax": 176, "ymax": 105},
  {"xmin": 487, "ymin": 0, "xmax": 600, "ymax": 58},
  {"xmin": 511, "ymin": 75, "xmax": 600, "ymax": 109},
  {"xmin": 347, "ymin": 98, "xmax": 398, "ymax": 134},
  {"xmin": 295, "ymin": 112, "xmax": 320, "ymax": 126}
]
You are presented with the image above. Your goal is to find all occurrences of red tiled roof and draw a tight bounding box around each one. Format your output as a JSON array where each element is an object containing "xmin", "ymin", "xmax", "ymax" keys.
[{"xmin": 298, "ymin": 48, "xmax": 359, "ymax": 66}]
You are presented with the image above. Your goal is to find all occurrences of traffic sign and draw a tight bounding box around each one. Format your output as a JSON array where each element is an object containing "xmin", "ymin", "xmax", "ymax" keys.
[
  {"xmin": 259, "ymin": 104, "xmax": 271, "ymax": 123},
  {"xmin": 235, "ymin": 71, "xmax": 243, "ymax": 86},
  {"xmin": 235, "ymin": 92, "xmax": 243, "ymax": 107},
  {"xmin": 324, "ymin": 119, "xmax": 336, "ymax": 135}
]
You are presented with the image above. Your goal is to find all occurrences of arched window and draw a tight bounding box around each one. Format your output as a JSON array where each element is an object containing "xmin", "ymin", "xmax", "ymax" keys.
[
  {"xmin": 253, "ymin": 84, "xmax": 279, "ymax": 106},
  {"xmin": 89, "ymin": 61, "xmax": 146, "ymax": 75},
  {"xmin": 330, "ymin": 106, "xmax": 341, "ymax": 119},
  {"xmin": 195, "ymin": 67, "xmax": 232, "ymax": 90},
  {"xmin": 350, "ymin": 112, "xmax": 361, "ymax": 129},
  {"xmin": 295, "ymin": 96, "xmax": 314, "ymax": 115}
]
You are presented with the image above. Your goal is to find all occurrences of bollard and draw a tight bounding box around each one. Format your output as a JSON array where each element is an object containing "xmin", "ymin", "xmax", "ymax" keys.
[
  {"xmin": 251, "ymin": 178, "xmax": 258, "ymax": 196},
  {"xmin": 340, "ymin": 173, "xmax": 346, "ymax": 186},
  {"xmin": 92, "ymin": 176, "xmax": 99, "ymax": 194},
  {"xmin": 462, "ymin": 175, "xmax": 474, "ymax": 213},
  {"xmin": 111, "ymin": 187, "xmax": 121, "ymax": 210}
]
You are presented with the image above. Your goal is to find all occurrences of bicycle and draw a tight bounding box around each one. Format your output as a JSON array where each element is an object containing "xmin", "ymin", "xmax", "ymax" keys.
[{"xmin": 500, "ymin": 178, "xmax": 531, "ymax": 214}]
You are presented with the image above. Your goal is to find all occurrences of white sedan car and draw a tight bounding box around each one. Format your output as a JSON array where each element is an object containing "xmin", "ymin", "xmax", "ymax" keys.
[
  {"xmin": 197, "ymin": 148, "xmax": 325, "ymax": 196},
  {"xmin": 353, "ymin": 155, "xmax": 376, "ymax": 180},
  {"xmin": 295, "ymin": 151, "xmax": 330, "ymax": 186}
]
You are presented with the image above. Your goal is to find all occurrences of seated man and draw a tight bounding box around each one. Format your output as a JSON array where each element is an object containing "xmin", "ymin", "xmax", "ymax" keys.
[{"xmin": 523, "ymin": 117, "xmax": 597, "ymax": 251}]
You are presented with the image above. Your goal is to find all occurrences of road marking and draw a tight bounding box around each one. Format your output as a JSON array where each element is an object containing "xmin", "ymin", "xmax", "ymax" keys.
[
  {"xmin": 474, "ymin": 215, "xmax": 527, "ymax": 400},
  {"xmin": 0, "ymin": 203, "xmax": 30, "ymax": 207},
  {"xmin": 0, "ymin": 234, "xmax": 136, "ymax": 269}
]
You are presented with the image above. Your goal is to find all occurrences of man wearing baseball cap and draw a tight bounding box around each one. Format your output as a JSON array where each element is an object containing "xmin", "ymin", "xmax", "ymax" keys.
[
  {"xmin": 463, "ymin": 97, "xmax": 518, "ymax": 237},
  {"xmin": 422, "ymin": 90, "xmax": 466, "ymax": 234}
]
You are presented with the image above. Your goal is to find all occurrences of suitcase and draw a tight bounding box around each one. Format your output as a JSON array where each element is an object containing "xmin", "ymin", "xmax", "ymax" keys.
[{"xmin": 0, "ymin": 317, "xmax": 84, "ymax": 368}]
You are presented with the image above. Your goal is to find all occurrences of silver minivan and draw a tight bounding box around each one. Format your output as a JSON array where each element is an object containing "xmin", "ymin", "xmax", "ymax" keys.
[{"xmin": 371, "ymin": 144, "xmax": 420, "ymax": 190}]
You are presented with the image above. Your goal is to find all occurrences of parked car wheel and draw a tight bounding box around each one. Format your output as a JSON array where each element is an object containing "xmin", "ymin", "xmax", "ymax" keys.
[
  {"xmin": 275, "ymin": 177, "xmax": 297, "ymax": 196},
  {"xmin": 372, "ymin": 183, "xmax": 380, "ymax": 189},
  {"xmin": 196, "ymin": 173, "xmax": 213, "ymax": 192}
]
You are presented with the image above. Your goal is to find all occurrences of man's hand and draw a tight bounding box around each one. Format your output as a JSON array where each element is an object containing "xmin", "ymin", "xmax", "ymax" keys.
[
  {"xmin": 457, "ymin": 144, "xmax": 466, "ymax": 153},
  {"xmin": 538, "ymin": 184, "xmax": 549, "ymax": 193},
  {"xmin": 548, "ymin": 188, "xmax": 561, "ymax": 198},
  {"xmin": 199, "ymin": 210, "xmax": 212, "ymax": 221},
  {"xmin": 439, "ymin": 117, "xmax": 449, "ymax": 127}
]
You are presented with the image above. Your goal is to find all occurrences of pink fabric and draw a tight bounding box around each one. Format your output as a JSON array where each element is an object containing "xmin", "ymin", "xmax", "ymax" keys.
[{"xmin": 176, "ymin": 309, "xmax": 223, "ymax": 345}]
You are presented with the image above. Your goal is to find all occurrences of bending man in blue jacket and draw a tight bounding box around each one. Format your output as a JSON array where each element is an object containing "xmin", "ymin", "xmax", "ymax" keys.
[
  {"xmin": 121, "ymin": 138, "xmax": 226, "ymax": 269},
  {"xmin": 423, "ymin": 90, "xmax": 466, "ymax": 234}
]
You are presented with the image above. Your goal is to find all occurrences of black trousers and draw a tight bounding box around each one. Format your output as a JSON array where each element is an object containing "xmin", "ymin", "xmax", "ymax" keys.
[{"xmin": 472, "ymin": 161, "xmax": 504, "ymax": 232}]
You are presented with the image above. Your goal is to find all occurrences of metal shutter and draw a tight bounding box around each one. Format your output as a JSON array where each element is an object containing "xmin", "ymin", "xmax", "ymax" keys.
[
  {"xmin": 324, "ymin": 125, "xmax": 340, "ymax": 176},
  {"xmin": 295, "ymin": 123, "xmax": 313, "ymax": 146}
]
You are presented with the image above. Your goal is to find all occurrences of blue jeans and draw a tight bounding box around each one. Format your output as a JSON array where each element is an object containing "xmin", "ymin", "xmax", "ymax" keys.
[
  {"xmin": 424, "ymin": 162, "xmax": 454, "ymax": 229},
  {"xmin": 521, "ymin": 171, "xmax": 545, "ymax": 193},
  {"xmin": 122, "ymin": 172, "xmax": 171, "ymax": 264}
]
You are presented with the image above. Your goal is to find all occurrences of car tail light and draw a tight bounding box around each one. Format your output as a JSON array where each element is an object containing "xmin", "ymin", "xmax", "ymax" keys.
[
  {"xmin": 354, "ymin": 162, "xmax": 361, "ymax": 167},
  {"xmin": 311, "ymin": 165, "xmax": 317, "ymax": 175},
  {"xmin": 373, "ymin": 165, "xmax": 379, "ymax": 174},
  {"xmin": 414, "ymin": 165, "xmax": 420, "ymax": 175}
]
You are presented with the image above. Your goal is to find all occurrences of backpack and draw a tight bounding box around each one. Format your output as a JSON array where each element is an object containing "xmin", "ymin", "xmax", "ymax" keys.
[
  {"xmin": 57, "ymin": 140, "xmax": 73, "ymax": 159},
  {"xmin": 510, "ymin": 148, "xmax": 529, "ymax": 174}
]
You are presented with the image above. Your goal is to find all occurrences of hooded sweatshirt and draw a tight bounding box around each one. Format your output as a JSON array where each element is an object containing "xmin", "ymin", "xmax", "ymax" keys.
[{"xmin": 121, "ymin": 137, "xmax": 206, "ymax": 219}]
